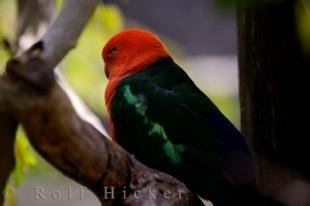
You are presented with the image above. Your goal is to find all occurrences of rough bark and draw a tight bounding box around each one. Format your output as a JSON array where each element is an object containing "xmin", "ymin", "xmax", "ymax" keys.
[
  {"xmin": 238, "ymin": 0, "xmax": 310, "ymax": 204},
  {"xmin": 0, "ymin": 0, "xmax": 202, "ymax": 205},
  {"xmin": 1, "ymin": 0, "xmax": 53, "ymax": 204},
  {"xmin": 0, "ymin": 38, "xmax": 201, "ymax": 206}
]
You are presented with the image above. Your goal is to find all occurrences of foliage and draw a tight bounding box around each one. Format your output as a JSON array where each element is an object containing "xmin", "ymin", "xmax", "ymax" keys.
[
  {"xmin": 13, "ymin": 128, "xmax": 37, "ymax": 186},
  {"xmin": 0, "ymin": 0, "xmax": 14, "ymax": 72},
  {"xmin": 297, "ymin": 1, "xmax": 310, "ymax": 54}
]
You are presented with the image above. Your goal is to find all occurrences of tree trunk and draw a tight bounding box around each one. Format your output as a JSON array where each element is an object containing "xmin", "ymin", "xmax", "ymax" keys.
[{"xmin": 238, "ymin": 0, "xmax": 310, "ymax": 204}]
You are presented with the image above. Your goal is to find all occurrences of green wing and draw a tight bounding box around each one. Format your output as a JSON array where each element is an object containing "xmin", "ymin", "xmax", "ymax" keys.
[
  {"xmin": 121, "ymin": 84, "xmax": 187, "ymax": 165},
  {"xmin": 111, "ymin": 58, "xmax": 255, "ymax": 196}
]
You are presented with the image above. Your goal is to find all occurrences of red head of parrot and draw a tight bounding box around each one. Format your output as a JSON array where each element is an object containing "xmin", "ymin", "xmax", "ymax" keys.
[{"xmin": 102, "ymin": 29, "xmax": 170, "ymax": 112}]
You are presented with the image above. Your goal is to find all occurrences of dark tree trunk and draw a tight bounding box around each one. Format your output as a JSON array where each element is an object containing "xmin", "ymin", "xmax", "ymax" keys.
[{"xmin": 237, "ymin": 0, "xmax": 310, "ymax": 203}]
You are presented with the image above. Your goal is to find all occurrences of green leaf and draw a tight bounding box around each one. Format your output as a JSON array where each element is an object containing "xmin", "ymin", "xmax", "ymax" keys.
[
  {"xmin": 12, "ymin": 127, "xmax": 37, "ymax": 186},
  {"xmin": 297, "ymin": 1, "xmax": 310, "ymax": 53},
  {"xmin": 0, "ymin": 0, "xmax": 15, "ymax": 72}
]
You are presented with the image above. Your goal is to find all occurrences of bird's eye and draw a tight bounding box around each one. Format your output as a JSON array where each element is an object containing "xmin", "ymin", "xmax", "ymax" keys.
[{"xmin": 108, "ymin": 47, "xmax": 118, "ymax": 58}]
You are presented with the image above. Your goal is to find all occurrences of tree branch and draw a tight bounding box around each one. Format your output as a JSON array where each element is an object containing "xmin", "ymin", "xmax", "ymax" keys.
[
  {"xmin": 41, "ymin": 0, "xmax": 98, "ymax": 67},
  {"xmin": 1, "ymin": 0, "xmax": 54, "ymax": 203},
  {"xmin": 0, "ymin": 0, "xmax": 202, "ymax": 205},
  {"xmin": 23, "ymin": 0, "xmax": 110, "ymax": 137},
  {"xmin": 15, "ymin": 0, "xmax": 55, "ymax": 52},
  {"xmin": 0, "ymin": 38, "xmax": 202, "ymax": 206}
]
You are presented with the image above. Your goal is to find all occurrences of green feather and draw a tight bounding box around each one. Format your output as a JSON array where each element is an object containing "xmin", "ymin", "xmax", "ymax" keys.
[
  {"xmin": 123, "ymin": 85, "xmax": 185, "ymax": 164},
  {"xmin": 124, "ymin": 85, "xmax": 147, "ymax": 115}
]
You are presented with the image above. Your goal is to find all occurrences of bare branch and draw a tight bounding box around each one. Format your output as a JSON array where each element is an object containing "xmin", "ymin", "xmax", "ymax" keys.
[
  {"xmin": 0, "ymin": 0, "xmax": 202, "ymax": 205},
  {"xmin": 41, "ymin": 0, "xmax": 98, "ymax": 67},
  {"xmin": 1, "ymin": 0, "xmax": 53, "ymax": 203},
  {"xmin": 14, "ymin": 0, "xmax": 109, "ymax": 137},
  {"xmin": 0, "ymin": 52, "xmax": 202, "ymax": 205},
  {"xmin": 39, "ymin": 0, "xmax": 109, "ymax": 137},
  {"xmin": 15, "ymin": 0, "xmax": 55, "ymax": 52}
]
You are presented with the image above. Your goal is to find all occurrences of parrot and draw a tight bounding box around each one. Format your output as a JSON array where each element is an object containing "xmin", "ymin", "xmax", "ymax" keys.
[{"xmin": 102, "ymin": 29, "xmax": 257, "ymax": 205}]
